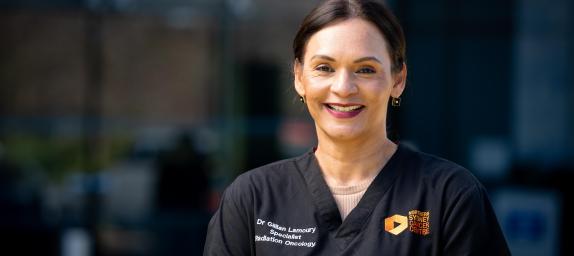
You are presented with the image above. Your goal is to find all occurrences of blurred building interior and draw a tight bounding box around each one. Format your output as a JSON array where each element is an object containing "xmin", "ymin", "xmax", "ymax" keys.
[{"xmin": 0, "ymin": 0, "xmax": 573, "ymax": 255}]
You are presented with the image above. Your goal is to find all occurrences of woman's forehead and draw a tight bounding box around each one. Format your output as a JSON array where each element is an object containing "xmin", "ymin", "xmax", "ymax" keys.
[{"xmin": 304, "ymin": 18, "xmax": 390, "ymax": 62}]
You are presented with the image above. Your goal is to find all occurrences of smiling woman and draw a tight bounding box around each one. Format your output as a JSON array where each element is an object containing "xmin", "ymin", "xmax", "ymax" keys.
[
  {"xmin": 204, "ymin": 1, "xmax": 510, "ymax": 255},
  {"xmin": 294, "ymin": 17, "xmax": 403, "ymax": 147}
]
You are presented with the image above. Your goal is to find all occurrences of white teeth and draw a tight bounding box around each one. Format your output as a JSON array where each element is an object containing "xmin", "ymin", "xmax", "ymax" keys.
[{"xmin": 329, "ymin": 104, "xmax": 362, "ymax": 112}]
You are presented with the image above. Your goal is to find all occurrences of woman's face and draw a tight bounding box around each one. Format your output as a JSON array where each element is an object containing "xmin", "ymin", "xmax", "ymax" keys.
[{"xmin": 294, "ymin": 18, "xmax": 406, "ymax": 143}]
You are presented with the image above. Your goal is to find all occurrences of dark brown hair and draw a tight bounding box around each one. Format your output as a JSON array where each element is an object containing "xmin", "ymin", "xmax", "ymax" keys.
[{"xmin": 293, "ymin": 0, "xmax": 406, "ymax": 74}]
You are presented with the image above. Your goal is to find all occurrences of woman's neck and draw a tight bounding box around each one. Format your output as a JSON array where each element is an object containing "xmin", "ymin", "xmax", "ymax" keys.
[{"xmin": 314, "ymin": 133, "xmax": 397, "ymax": 187}]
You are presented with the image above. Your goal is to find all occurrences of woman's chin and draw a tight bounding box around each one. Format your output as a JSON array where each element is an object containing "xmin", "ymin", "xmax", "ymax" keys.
[{"xmin": 321, "ymin": 126, "xmax": 364, "ymax": 141}]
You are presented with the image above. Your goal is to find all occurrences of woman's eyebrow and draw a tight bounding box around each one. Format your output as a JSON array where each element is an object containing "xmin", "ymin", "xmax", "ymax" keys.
[
  {"xmin": 353, "ymin": 56, "xmax": 382, "ymax": 64},
  {"xmin": 309, "ymin": 55, "xmax": 381, "ymax": 64}
]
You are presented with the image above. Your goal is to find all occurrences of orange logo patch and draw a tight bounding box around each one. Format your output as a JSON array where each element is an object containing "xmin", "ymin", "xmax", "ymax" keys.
[
  {"xmin": 384, "ymin": 210, "xmax": 430, "ymax": 236},
  {"xmin": 384, "ymin": 214, "xmax": 408, "ymax": 235}
]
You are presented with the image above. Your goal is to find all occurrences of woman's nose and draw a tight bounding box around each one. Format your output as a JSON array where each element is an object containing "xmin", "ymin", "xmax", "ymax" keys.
[{"xmin": 330, "ymin": 70, "xmax": 358, "ymax": 97}]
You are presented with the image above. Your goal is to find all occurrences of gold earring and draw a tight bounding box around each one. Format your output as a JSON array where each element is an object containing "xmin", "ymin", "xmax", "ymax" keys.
[{"xmin": 391, "ymin": 97, "xmax": 401, "ymax": 107}]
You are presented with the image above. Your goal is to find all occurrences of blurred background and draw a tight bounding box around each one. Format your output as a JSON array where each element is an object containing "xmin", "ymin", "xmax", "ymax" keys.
[{"xmin": 0, "ymin": 0, "xmax": 572, "ymax": 255}]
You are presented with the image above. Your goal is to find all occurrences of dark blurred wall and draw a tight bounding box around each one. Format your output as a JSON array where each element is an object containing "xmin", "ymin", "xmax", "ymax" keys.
[
  {"xmin": 398, "ymin": 0, "xmax": 513, "ymax": 166},
  {"xmin": 513, "ymin": 0, "xmax": 574, "ymax": 165}
]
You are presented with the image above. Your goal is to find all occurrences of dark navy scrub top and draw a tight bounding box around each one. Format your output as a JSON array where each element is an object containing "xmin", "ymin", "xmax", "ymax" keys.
[{"xmin": 204, "ymin": 144, "xmax": 510, "ymax": 255}]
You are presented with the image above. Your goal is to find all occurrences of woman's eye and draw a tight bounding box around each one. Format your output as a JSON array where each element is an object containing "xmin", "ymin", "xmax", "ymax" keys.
[
  {"xmin": 315, "ymin": 65, "xmax": 334, "ymax": 72},
  {"xmin": 357, "ymin": 67, "xmax": 376, "ymax": 74}
]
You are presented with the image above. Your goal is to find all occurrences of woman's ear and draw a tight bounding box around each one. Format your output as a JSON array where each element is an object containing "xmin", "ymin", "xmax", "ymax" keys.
[
  {"xmin": 293, "ymin": 60, "xmax": 305, "ymax": 97},
  {"xmin": 391, "ymin": 62, "xmax": 407, "ymax": 98}
]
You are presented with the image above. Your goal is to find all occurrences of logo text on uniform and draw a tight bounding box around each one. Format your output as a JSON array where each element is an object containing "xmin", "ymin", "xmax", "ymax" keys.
[{"xmin": 408, "ymin": 210, "xmax": 430, "ymax": 235}]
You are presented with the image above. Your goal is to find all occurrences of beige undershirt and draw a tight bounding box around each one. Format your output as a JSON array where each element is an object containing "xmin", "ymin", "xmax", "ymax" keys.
[{"xmin": 327, "ymin": 175, "xmax": 377, "ymax": 221}]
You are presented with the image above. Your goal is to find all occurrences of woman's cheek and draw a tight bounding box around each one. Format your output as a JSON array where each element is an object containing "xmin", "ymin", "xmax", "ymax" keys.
[{"xmin": 309, "ymin": 76, "xmax": 333, "ymax": 90}]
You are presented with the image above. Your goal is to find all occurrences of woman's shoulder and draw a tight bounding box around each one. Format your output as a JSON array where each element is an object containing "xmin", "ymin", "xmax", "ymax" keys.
[
  {"xmin": 225, "ymin": 150, "xmax": 313, "ymax": 192},
  {"xmin": 399, "ymin": 144, "xmax": 484, "ymax": 193}
]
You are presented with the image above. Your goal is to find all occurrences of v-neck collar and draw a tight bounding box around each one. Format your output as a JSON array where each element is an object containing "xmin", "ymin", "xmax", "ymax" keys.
[{"xmin": 296, "ymin": 143, "xmax": 408, "ymax": 247}]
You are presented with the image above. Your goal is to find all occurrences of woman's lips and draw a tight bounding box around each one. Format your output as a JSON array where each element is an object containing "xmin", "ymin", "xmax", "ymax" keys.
[{"xmin": 324, "ymin": 103, "xmax": 365, "ymax": 118}]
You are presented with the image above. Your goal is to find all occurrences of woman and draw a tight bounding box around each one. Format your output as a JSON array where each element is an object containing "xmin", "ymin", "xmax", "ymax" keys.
[{"xmin": 204, "ymin": 0, "xmax": 510, "ymax": 255}]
